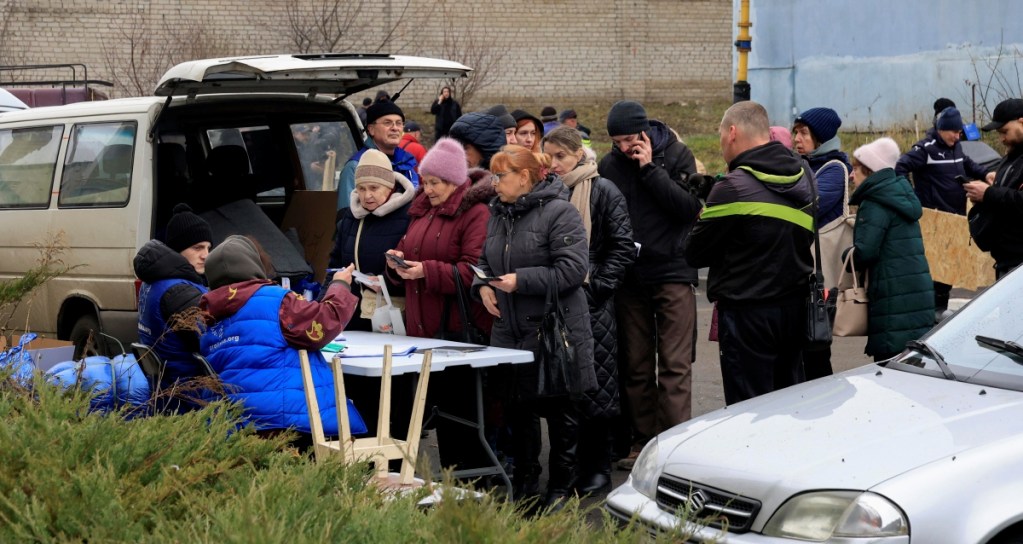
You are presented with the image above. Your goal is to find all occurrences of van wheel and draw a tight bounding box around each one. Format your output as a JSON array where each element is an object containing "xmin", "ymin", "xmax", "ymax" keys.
[{"xmin": 70, "ymin": 314, "xmax": 103, "ymax": 359}]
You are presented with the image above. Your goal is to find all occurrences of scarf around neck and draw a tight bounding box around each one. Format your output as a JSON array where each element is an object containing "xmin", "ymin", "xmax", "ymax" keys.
[{"xmin": 560, "ymin": 160, "xmax": 598, "ymax": 244}]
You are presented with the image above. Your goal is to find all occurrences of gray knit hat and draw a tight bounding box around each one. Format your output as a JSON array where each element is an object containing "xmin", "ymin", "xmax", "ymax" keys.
[
  {"xmin": 606, "ymin": 100, "xmax": 650, "ymax": 136},
  {"xmin": 205, "ymin": 235, "xmax": 268, "ymax": 289}
]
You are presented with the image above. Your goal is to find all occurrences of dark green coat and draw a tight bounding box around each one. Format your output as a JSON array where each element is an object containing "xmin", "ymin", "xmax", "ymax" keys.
[{"xmin": 848, "ymin": 168, "xmax": 934, "ymax": 357}]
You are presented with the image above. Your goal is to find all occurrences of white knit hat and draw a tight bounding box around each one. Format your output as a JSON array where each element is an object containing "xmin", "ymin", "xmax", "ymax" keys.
[
  {"xmin": 853, "ymin": 137, "xmax": 900, "ymax": 172},
  {"xmin": 355, "ymin": 149, "xmax": 395, "ymax": 189}
]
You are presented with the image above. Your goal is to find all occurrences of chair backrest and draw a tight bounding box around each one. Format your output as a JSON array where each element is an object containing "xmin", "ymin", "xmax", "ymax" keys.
[
  {"xmin": 131, "ymin": 342, "xmax": 164, "ymax": 391},
  {"xmin": 191, "ymin": 352, "xmax": 216, "ymax": 378}
]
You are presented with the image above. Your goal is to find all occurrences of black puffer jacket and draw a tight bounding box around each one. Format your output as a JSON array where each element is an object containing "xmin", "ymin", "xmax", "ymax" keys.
[
  {"xmin": 573, "ymin": 176, "xmax": 634, "ymax": 418},
  {"xmin": 472, "ymin": 175, "xmax": 597, "ymax": 399},
  {"xmin": 597, "ymin": 120, "xmax": 700, "ymax": 284}
]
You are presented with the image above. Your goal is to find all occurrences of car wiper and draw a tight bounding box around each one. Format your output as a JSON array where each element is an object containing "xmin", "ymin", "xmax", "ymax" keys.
[
  {"xmin": 905, "ymin": 339, "xmax": 957, "ymax": 380},
  {"xmin": 975, "ymin": 335, "xmax": 1023, "ymax": 365}
]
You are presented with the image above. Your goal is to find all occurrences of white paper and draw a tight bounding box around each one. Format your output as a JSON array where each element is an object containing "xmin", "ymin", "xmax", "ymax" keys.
[{"xmin": 352, "ymin": 270, "xmax": 380, "ymax": 287}]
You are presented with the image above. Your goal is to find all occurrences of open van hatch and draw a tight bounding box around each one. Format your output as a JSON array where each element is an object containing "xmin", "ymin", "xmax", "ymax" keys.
[{"xmin": 155, "ymin": 54, "xmax": 472, "ymax": 98}]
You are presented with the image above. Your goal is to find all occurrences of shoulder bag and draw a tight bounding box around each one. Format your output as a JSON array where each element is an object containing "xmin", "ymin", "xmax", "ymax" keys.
[
  {"xmin": 435, "ymin": 264, "xmax": 489, "ymax": 345},
  {"xmin": 816, "ymin": 159, "xmax": 855, "ymax": 290},
  {"xmin": 806, "ymin": 166, "xmax": 836, "ymax": 351},
  {"xmin": 833, "ymin": 248, "xmax": 869, "ymax": 337},
  {"xmin": 536, "ymin": 273, "xmax": 581, "ymax": 398}
]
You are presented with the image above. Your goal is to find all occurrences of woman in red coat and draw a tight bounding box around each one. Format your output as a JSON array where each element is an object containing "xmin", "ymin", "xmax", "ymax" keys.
[{"xmin": 385, "ymin": 137, "xmax": 496, "ymax": 475}]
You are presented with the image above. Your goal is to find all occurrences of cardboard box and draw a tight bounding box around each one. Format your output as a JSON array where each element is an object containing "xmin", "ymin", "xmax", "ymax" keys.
[
  {"xmin": 3, "ymin": 334, "xmax": 75, "ymax": 373},
  {"xmin": 281, "ymin": 190, "xmax": 340, "ymax": 283}
]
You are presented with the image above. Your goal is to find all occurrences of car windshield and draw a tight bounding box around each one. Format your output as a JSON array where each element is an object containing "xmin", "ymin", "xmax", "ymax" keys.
[{"xmin": 888, "ymin": 267, "xmax": 1023, "ymax": 391}]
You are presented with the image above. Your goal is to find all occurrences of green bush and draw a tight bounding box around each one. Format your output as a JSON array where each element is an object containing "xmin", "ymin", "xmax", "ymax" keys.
[{"xmin": 0, "ymin": 374, "xmax": 673, "ymax": 543}]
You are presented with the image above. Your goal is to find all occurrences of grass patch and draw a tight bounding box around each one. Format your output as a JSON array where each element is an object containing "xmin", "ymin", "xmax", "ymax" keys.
[{"xmin": 0, "ymin": 369, "xmax": 723, "ymax": 542}]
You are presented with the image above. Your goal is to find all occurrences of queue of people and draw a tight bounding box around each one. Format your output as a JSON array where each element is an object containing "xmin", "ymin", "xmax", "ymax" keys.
[{"xmin": 132, "ymin": 91, "xmax": 1023, "ymax": 510}]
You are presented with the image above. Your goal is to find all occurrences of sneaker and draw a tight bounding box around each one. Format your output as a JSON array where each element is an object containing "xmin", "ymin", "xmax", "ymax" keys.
[{"xmin": 615, "ymin": 450, "xmax": 641, "ymax": 471}]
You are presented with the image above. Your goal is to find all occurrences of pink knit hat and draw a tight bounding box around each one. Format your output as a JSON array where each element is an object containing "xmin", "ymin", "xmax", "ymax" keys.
[
  {"xmin": 853, "ymin": 137, "xmax": 901, "ymax": 172},
  {"xmin": 419, "ymin": 137, "xmax": 468, "ymax": 185},
  {"xmin": 769, "ymin": 126, "xmax": 792, "ymax": 149}
]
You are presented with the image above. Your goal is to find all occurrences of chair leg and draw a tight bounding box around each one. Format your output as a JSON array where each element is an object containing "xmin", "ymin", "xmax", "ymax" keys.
[
  {"xmin": 330, "ymin": 355, "xmax": 353, "ymax": 460},
  {"xmin": 399, "ymin": 349, "xmax": 432, "ymax": 485},
  {"xmin": 299, "ymin": 350, "xmax": 328, "ymax": 461}
]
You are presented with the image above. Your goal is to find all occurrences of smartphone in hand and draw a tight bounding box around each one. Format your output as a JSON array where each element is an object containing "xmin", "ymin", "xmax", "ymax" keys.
[
  {"xmin": 386, "ymin": 253, "xmax": 412, "ymax": 269},
  {"xmin": 955, "ymin": 175, "xmax": 970, "ymax": 185},
  {"xmin": 471, "ymin": 264, "xmax": 500, "ymax": 282}
]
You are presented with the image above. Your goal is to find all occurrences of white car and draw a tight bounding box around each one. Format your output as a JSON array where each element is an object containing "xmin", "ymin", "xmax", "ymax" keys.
[
  {"xmin": 606, "ymin": 267, "xmax": 1023, "ymax": 543},
  {"xmin": 0, "ymin": 88, "xmax": 28, "ymax": 113}
]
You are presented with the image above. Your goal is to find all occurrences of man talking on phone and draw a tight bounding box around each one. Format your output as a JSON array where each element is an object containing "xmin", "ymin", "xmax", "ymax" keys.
[{"xmin": 597, "ymin": 100, "xmax": 700, "ymax": 469}]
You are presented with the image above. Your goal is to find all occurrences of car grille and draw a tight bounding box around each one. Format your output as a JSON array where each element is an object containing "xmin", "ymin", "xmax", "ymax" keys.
[{"xmin": 655, "ymin": 475, "xmax": 761, "ymax": 534}]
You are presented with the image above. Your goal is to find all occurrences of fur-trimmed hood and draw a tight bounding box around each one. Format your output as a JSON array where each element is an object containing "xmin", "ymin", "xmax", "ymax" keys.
[
  {"xmin": 408, "ymin": 167, "xmax": 497, "ymax": 218},
  {"xmin": 348, "ymin": 171, "xmax": 417, "ymax": 219}
]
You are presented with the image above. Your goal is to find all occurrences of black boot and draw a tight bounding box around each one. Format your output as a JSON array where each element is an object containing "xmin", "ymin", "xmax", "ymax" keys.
[
  {"xmin": 543, "ymin": 404, "xmax": 580, "ymax": 512},
  {"xmin": 511, "ymin": 408, "xmax": 542, "ymax": 502},
  {"xmin": 575, "ymin": 419, "xmax": 612, "ymax": 496}
]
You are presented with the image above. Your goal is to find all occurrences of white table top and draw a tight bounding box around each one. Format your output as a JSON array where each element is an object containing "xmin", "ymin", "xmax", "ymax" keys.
[{"xmin": 323, "ymin": 331, "xmax": 534, "ymax": 377}]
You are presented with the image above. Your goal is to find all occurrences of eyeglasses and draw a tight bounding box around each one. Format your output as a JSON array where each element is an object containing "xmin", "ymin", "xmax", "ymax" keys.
[
  {"xmin": 492, "ymin": 171, "xmax": 515, "ymax": 183},
  {"xmin": 374, "ymin": 119, "xmax": 404, "ymax": 129}
]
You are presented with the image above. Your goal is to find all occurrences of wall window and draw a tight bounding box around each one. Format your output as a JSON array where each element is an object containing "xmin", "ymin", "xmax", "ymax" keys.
[
  {"xmin": 59, "ymin": 121, "xmax": 136, "ymax": 207},
  {"xmin": 0, "ymin": 125, "xmax": 64, "ymax": 208}
]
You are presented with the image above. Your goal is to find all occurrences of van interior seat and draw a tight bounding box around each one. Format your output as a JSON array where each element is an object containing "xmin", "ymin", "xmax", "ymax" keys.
[
  {"xmin": 97, "ymin": 144, "xmax": 133, "ymax": 179},
  {"xmin": 205, "ymin": 144, "xmax": 257, "ymax": 209},
  {"xmin": 155, "ymin": 143, "xmax": 191, "ymax": 228}
]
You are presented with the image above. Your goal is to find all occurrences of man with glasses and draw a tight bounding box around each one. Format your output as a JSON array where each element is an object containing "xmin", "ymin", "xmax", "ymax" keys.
[
  {"xmin": 964, "ymin": 98, "xmax": 1023, "ymax": 278},
  {"xmin": 337, "ymin": 101, "xmax": 420, "ymax": 210}
]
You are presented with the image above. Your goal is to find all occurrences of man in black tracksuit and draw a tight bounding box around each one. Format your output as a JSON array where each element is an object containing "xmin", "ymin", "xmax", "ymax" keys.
[
  {"xmin": 598, "ymin": 100, "xmax": 700, "ymax": 465},
  {"xmin": 686, "ymin": 101, "xmax": 814, "ymax": 405}
]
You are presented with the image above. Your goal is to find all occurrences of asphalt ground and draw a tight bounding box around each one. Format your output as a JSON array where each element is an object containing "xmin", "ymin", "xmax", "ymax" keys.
[{"xmin": 419, "ymin": 283, "xmax": 977, "ymax": 517}]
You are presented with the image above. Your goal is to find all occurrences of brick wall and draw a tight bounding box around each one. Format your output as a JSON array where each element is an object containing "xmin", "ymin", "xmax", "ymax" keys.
[{"xmin": 1, "ymin": 0, "xmax": 731, "ymax": 110}]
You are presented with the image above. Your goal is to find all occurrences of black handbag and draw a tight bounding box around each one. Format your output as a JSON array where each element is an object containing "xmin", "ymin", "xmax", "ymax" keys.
[
  {"xmin": 806, "ymin": 168, "xmax": 836, "ymax": 351},
  {"xmin": 435, "ymin": 264, "xmax": 489, "ymax": 345},
  {"xmin": 535, "ymin": 276, "xmax": 581, "ymax": 398}
]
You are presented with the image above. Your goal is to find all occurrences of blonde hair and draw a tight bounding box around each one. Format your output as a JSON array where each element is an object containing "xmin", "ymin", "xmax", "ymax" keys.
[{"xmin": 490, "ymin": 145, "xmax": 552, "ymax": 185}]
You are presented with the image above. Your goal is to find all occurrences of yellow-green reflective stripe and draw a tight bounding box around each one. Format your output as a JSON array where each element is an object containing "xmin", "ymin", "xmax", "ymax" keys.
[
  {"xmin": 737, "ymin": 166, "xmax": 804, "ymax": 185},
  {"xmin": 701, "ymin": 201, "xmax": 814, "ymax": 231}
]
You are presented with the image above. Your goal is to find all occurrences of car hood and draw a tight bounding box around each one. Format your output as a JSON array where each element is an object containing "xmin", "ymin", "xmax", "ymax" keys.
[
  {"xmin": 657, "ymin": 364, "xmax": 1023, "ymax": 516},
  {"xmin": 155, "ymin": 53, "xmax": 471, "ymax": 97}
]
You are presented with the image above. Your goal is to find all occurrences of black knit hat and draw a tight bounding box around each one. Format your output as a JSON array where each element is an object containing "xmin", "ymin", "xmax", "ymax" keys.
[
  {"xmin": 365, "ymin": 100, "xmax": 405, "ymax": 125},
  {"xmin": 933, "ymin": 98, "xmax": 956, "ymax": 116},
  {"xmin": 607, "ymin": 100, "xmax": 650, "ymax": 136},
  {"xmin": 482, "ymin": 104, "xmax": 517, "ymax": 129},
  {"xmin": 541, "ymin": 106, "xmax": 558, "ymax": 122},
  {"xmin": 165, "ymin": 203, "xmax": 213, "ymax": 253}
]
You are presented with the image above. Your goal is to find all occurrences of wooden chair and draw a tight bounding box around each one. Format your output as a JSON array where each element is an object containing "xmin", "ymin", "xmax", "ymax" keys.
[{"xmin": 299, "ymin": 346, "xmax": 433, "ymax": 487}]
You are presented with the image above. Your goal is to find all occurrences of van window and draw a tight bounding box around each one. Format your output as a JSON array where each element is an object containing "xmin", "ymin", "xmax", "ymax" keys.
[
  {"xmin": 291, "ymin": 122, "xmax": 356, "ymax": 191},
  {"xmin": 0, "ymin": 125, "xmax": 64, "ymax": 208},
  {"xmin": 59, "ymin": 121, "xmax": 137, "ymax": 208}
]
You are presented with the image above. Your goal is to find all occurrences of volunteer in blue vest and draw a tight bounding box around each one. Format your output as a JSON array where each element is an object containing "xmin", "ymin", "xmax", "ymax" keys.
[
  {"xmin": 134, "ymin": 203, "xmax": 212, "ymax": 393},
  {"xmin": 199, "ymin": 235, "xmax": 365, "ymax": 442}
]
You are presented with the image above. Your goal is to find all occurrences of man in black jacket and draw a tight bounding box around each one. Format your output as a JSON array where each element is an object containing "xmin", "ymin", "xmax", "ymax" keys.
[
  {"xmin": 964, "ymin": 98, "xmax": 1023, "ymax": 279},
  {"xmin": 686, "ymin": 101, "xmax": 814, "ymax": 405},
  {"xmin": 597, "ymin": 100, "xmax": 700, "ymax": 468}
]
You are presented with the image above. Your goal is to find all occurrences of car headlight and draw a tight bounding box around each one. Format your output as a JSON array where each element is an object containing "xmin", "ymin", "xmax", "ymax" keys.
[
  {"xmin": 629, "ymin": 438, "xmax": 660, "ymax": 499},
  {"xmin": 763, "ymin": 491, "xmax": 908, "ymax": 541}
]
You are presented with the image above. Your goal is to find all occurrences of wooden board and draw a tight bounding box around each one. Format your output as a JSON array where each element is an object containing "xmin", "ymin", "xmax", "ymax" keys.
[{"xmin": 919, "ymin": 208, "xmax": 995, "ymax": 290}]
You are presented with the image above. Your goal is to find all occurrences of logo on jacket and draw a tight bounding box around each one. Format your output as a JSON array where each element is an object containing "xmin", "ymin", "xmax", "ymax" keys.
[
  {"xmin": 228, "ymin": 286, "xmax": 238, "ymax": 300},
  {"xmin": 306, "ymin": 320, "xmax": 324, "ymax": 342}
]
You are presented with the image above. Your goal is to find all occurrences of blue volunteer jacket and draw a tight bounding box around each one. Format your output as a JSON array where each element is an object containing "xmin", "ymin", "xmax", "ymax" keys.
[
  {"xmin": 138, "ymin": 278, "xmax": 207, "ymax": 387},
  {"xmin": 200, "ymin": 285, "xmax": 366, "ymax": 435}
]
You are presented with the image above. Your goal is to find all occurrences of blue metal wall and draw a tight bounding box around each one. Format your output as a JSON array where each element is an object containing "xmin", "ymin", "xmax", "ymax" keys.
[{"xmin": 737, "ymin": 0, "xmax": 1023, "ymax": 130}]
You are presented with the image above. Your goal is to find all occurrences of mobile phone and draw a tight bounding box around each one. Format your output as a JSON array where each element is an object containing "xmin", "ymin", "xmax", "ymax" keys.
[
  {"xmin": 471, "ymin": 264, "xmax": 500, "ymax": 282},
  {"xmin": 955, "ymin": 175, "xmax": 969, "ymax": 185},
  {"xmin": 385, "ymin": 253, "xmax": 411, "ymax": 269}
]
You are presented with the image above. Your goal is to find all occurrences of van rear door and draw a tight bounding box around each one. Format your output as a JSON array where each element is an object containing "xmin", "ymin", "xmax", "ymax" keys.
[{"xmin": 154, "ymin": 54, "xmax": 471, "ymax": 97}]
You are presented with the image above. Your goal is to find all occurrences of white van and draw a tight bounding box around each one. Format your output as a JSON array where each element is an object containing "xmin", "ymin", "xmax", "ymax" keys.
[{"xmin": 0, "ymin": 54, "xmax": 469, "ymax": 356}]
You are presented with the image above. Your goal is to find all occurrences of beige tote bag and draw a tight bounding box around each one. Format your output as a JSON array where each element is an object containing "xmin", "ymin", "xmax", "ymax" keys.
[{"xmin": 833, "ymin": 248, "xmax": 869, "ymax": 337}]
